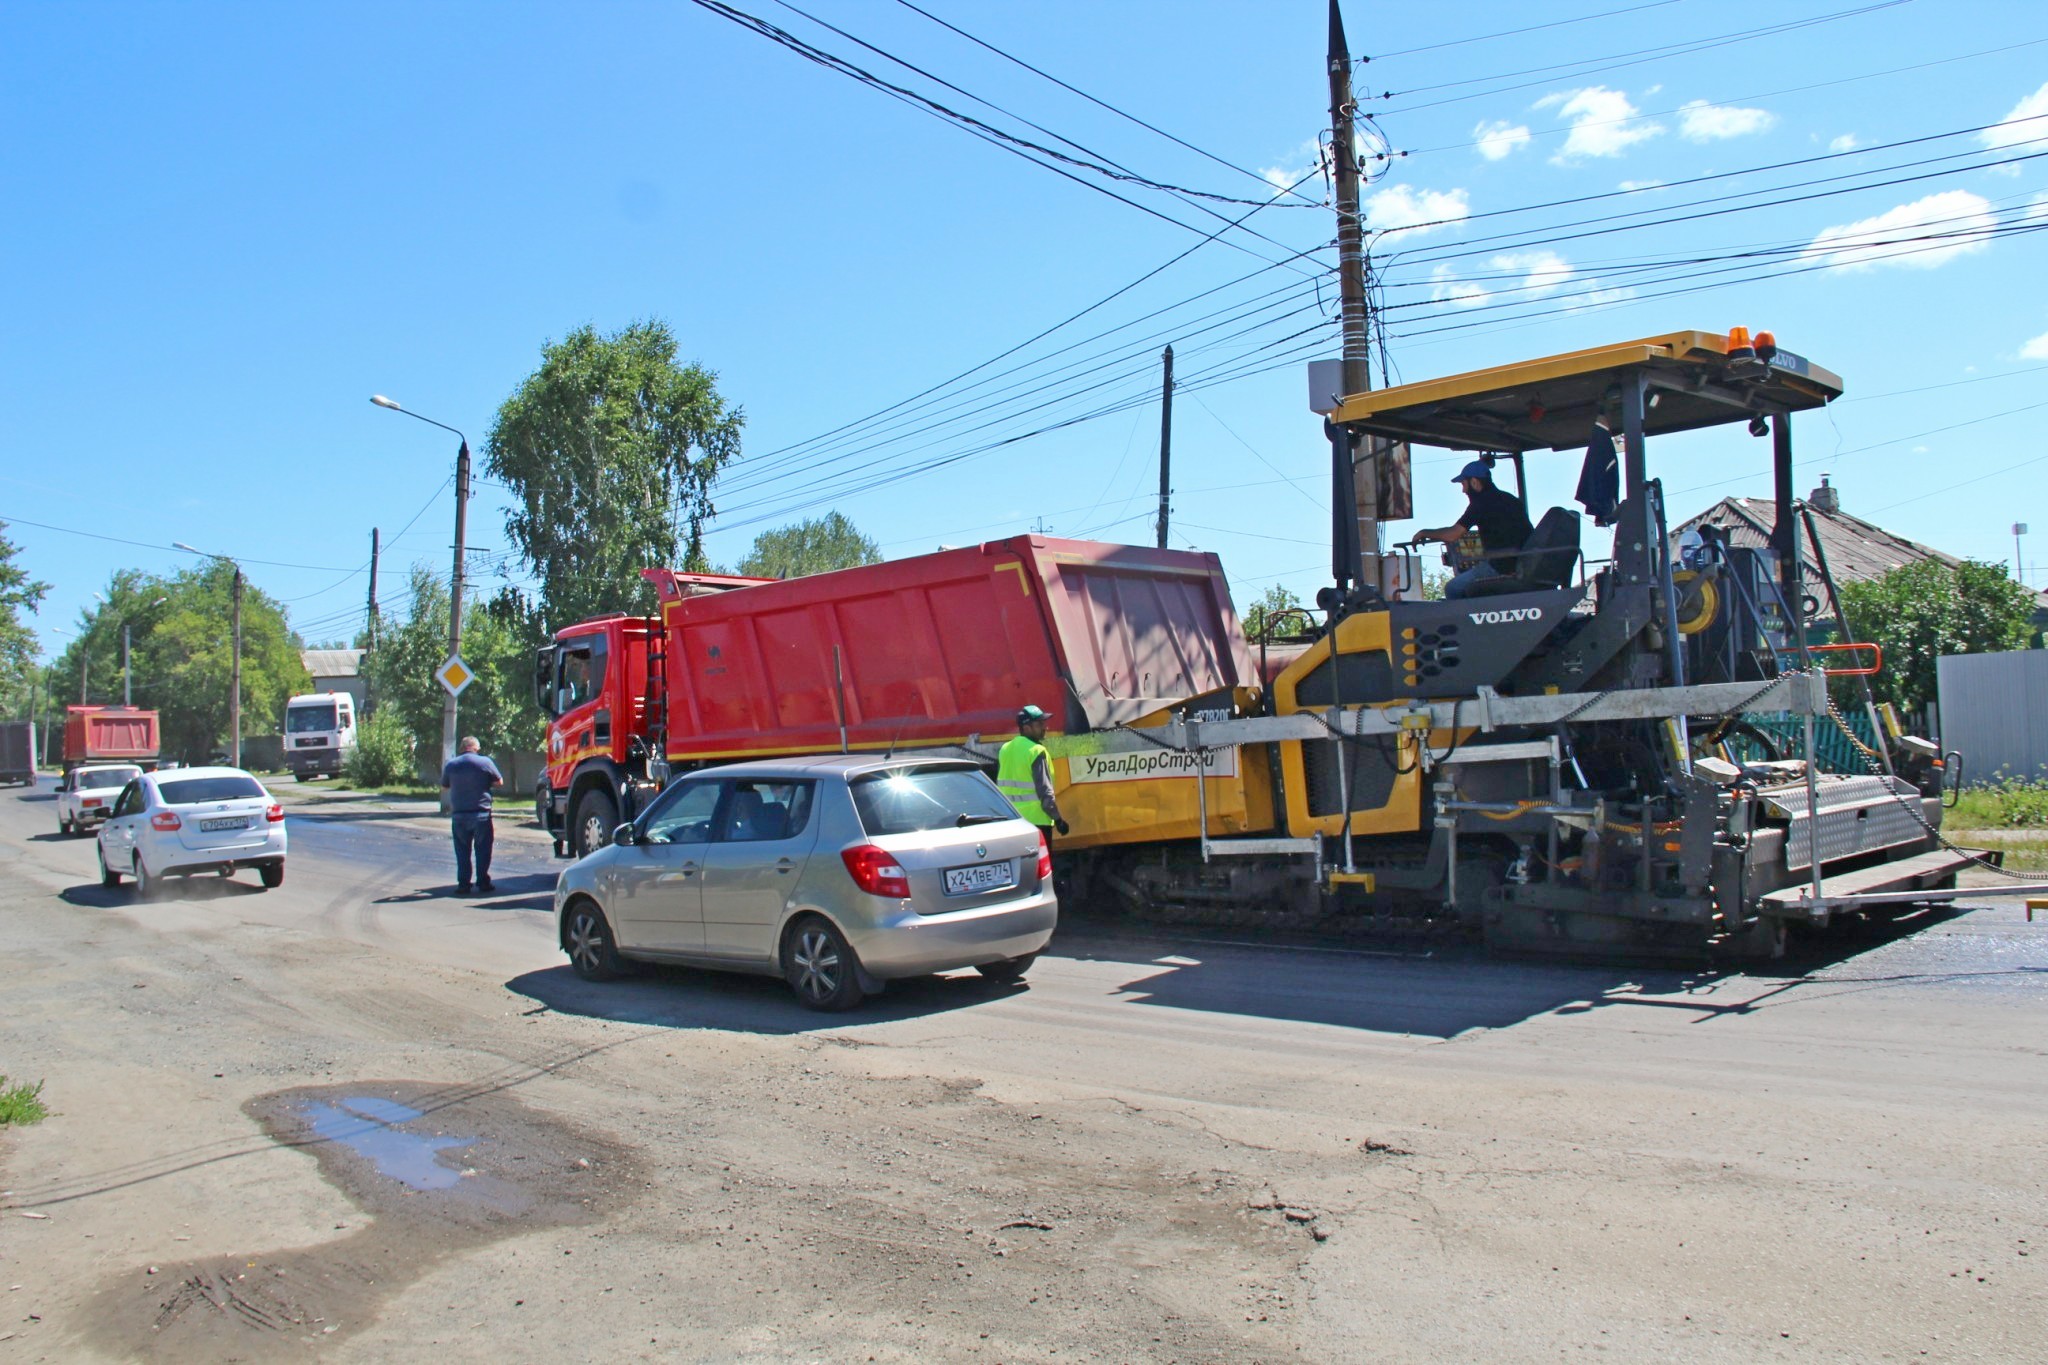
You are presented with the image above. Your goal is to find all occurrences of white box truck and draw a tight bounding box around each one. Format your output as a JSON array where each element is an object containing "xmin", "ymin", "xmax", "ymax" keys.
[{"xmin": 283, "ymin": 691, "xmax": 358, "ymax": 780}]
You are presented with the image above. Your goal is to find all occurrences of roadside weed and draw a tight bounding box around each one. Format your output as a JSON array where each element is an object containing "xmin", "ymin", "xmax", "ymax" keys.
[
  {"xmin": 0, "ymin": 1076, "xmax": 48, "ymax": 1126},
  {"xmin": 1950, "ymin": 774, "xmax": 2048, "ymax": 829}
]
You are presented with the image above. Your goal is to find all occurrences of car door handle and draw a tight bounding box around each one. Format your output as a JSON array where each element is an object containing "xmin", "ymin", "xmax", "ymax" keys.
[{"xmin": 775, "ymin": 858, "xmax": 796, "ymax": 873}]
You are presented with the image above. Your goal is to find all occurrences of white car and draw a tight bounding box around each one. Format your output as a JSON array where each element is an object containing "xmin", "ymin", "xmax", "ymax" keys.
[
  {"xmin": 96, "ymin": 766, "xmax": 287, "ymax": 896},
  {"xmin": 58, "ymin": 763, "xmax": 145, "ymax": 836}
]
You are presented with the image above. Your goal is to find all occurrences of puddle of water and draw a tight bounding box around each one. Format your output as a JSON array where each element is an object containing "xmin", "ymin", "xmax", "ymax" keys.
[{"xmin": 303, "ymin": 1096, "xmax": 474, "ymax": 1191}]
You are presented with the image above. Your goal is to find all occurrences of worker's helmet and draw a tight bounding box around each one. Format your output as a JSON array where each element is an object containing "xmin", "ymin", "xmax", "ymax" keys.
[
  {"xmin": 1452, "ymin": 460, "xmax": 1493, "ymax": 484},
  {"xmin": 1017, "ymin": 704, "xmax": 1049, "ymax": 725}
]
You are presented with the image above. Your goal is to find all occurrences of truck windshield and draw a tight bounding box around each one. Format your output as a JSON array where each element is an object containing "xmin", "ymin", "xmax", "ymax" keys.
[
  {"xmin": 288, "ymin": 704, "xmax": 338, "ymax": 733},
  {"xmin": 850, "ymin": 767, "xmax": 1013, "ymax": 835}
]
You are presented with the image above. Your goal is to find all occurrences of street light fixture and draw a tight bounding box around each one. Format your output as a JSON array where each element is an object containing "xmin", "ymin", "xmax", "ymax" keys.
[
  {"xmin": 173, "ymin": 542, "xmax": 244, "ymax": 768},
  {"xmin": 370, "ymin": 394, "xmax": 472, "ymax": 784}
]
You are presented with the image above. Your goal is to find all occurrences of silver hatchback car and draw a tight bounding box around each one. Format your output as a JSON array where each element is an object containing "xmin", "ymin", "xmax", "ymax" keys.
[{"xmin": 554, "ymin": 755, "xmax": 1057, "ymax": 1010}]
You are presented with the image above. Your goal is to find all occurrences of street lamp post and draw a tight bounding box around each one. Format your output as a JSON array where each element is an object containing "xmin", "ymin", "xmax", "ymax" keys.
[
  {"xmin": 173, "ymin": 543, "xmax": 243, "ymax": 767},
  {"xmin": 371, "ymin": 395, "xmax": 471, "ymax": 788},
  {"xmin": 94, "ymin": 592, "xmax": 169, "ymax": 707}
]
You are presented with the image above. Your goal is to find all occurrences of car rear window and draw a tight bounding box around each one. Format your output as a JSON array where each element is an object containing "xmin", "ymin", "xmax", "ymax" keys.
[
  {"xmin": 80, "ymin": 767, "xmax": 141, "ymax": 789},
  {"xmin": 157, "ymin": 775, "xmax": 267, "ymax": 805},
  {"xmin": 849, "ymin": 767, "xmax": 1013, "ymax": 835}
]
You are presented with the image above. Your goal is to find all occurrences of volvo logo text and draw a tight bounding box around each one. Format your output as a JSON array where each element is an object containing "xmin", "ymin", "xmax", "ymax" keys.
[{"xmin": 1467, "ymin": 607, "xmax": 1544, "ymax": 625}]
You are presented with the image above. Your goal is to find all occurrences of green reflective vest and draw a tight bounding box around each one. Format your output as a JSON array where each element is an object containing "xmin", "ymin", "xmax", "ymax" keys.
[{"xmin": 996, "ymin": 735, "xmax": 1053, "ymax": 827}]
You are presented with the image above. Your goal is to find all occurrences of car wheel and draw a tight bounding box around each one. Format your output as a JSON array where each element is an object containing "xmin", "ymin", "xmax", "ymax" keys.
[
  {"xmin": 784, "ymin": 916, "xmax": 865, "ymax": 1011},
  {"xmin": 259, "ymin": 861, "xmax": 285, "ymax": 889},
  {"xmin": 564, "ymin": 900, "xmax": 624, "ymax": 981},
  {"xmin": 132, "ymin": 853, "xmax": 156, "ymax": 900},
  {"xmin": 573, "ymin": 788, "xmax": 618, "ymax": 859},
  {"xmin": 975, "ymin": 953, "xmax": 1038, "ymax": 983},
  {"xmin": 98, "ymin": 843, "xmax": 121, "ymax": 887},
  {"xmin": 59, "ymin": 813, "xmax": 72, "ymax": 836}
]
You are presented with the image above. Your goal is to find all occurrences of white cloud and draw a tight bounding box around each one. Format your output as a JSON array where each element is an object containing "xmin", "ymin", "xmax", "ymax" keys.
[
  {"xmin": 1491, "ymin": 250, "xmax": 1575, "ymax": 296},
  {"xmin": 1430, "ymin": 265, "xmax": 1487, "ymax": 309},
  {"xmin": 1828, "ymin": 133, "xmax": 1859, "ymax": 154},
  {"xmin": 1260, "ymin": 139, "xmax": 1322, "ymax": 195},
  {"xmin": 1566, "ymin": 285, "xmax": 1639, "ymax": 312},
  {"xmin": 1980, "ymin": 81, "xmax": 2048, "ymax": 172},
  {"xmin": 1534, "ymin": 86, "xmax": 1663, "ymax": 161},
  {"xmin": 1678, "ymin": 100, "xmax": 1775, "ymax": 142},
  {"xmin": 1472, "ymin": 119, "xmax": 1531, "ymax": 161},
  {"xmin": 2021, "ymin": 328, "xmax": 2048, "ymax": 360},
  {"xmin": 1363, "ymin": 184, "xmax": 1470, "ymax": 236},
  {"xmin": 1618, "ymin": 178, "xmax": 1664, "ymax": 191},
  {"xmin": 1802, "ymin": 190, "xmax": 1997, "ymax": 271}
]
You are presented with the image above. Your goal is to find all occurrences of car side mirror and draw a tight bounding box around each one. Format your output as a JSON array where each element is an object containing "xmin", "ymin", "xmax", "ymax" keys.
[{"xmin": 612, "ymin": 822, "xmax": 638, "ymax": 847}]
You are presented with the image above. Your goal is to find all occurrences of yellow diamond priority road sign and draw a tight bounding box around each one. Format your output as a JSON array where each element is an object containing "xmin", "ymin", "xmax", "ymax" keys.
[{"xmin": 436, "ymin": 654, "xmax": 474, "ymax": 698}]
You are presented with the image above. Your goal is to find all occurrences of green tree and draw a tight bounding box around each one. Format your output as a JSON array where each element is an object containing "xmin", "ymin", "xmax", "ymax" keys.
[
  {"xmin": 361, "ymin": 568, "xmax": 545, "ymax": 773},
  {"xmin": 1840, "ymin": 558, "xmax": 2035, "ymax": 714},
  {"xmin": 52, "ymin": 564, "xmax": 310, "ymax": 762},
  {"xmin": 485, "ymin": 320, "xmax": 744, "ymax": 629},
  {"xmin": 735, "ymin": 512, "xmax": 881, "ymax": 579},
  {"xmin": 1240, "ymin": 584, "xmax": 1306, "ymax": 640},
  {"xmin": 0, "ymin": 521, "xmax": 51, "ymax": 718}
]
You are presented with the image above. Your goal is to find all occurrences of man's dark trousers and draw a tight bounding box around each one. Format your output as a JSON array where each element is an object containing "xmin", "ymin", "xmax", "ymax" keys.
[{"xmin": 452, "ymin": 812, "xmax": 494, "ymax": 890}]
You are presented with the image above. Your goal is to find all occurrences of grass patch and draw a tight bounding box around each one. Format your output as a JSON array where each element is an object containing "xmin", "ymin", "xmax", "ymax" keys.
[
  {"xmin": 1946, "ymin": 833, "xmax": 2048, "ymax": 873},
  {"xmin": 292, "ymin": 776, "xmax": 437, "ymax": 799},
  {"xmin": 0, "ymin": 1077, "xmax": 48, "ymax": 1126},
  {"xmin": 1950, "ymin": 775, "xmax": 2048, "ymax": 829}
]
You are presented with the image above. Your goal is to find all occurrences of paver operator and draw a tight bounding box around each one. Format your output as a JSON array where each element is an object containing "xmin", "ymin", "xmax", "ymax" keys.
[
  {"xmin": 1416, "ymin": 460, "xmax": 1535, "ymax": 600},
  {"xmin": 997, "ymin": 704, "xmax": 1069, "ymax": 838},
  {"xmin": 441, "ymin": 735, "xmax": 504, "ymax": 896}
]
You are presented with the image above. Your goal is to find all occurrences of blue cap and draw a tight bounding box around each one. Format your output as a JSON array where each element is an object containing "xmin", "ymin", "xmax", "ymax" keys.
[{"xmin": 1453, "ymin": 460, "xmax": 1493, "ymax": 483}]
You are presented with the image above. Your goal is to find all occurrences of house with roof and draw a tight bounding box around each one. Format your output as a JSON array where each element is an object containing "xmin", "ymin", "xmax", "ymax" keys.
[{"xmin": 300, "ymin": 647, "xmax": 367, "ymax": 710}]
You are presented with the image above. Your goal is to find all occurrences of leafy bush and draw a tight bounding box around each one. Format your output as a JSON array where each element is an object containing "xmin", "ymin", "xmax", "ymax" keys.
[
  {"xmin": 1950, "ymin": 773, "xmax": 2048, "ymax": 829},
  {"xmin": 346, "ymin": 711, "xmax": 416, "ymax": 787}
]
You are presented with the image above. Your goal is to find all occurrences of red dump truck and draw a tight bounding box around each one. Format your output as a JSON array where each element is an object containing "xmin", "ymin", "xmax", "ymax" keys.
[
  {"xmin": 536, "ymin": 536, "xmax": 1257, "ymax": 856},
  {"xmin": 63, "ymin": 705, "xmax": 160, "ymax": 773}
]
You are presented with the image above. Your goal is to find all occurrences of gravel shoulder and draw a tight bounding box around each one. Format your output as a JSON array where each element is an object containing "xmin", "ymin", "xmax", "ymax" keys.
[{"xmin": 2, "ymin": 780, "xmax": 2044, "ymax": 1361}]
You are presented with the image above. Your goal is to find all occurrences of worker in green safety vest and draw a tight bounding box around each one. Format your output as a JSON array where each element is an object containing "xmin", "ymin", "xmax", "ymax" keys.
[{"xmin": 997, "ymin": 704, "xmax": 1069, "ymax": 837}]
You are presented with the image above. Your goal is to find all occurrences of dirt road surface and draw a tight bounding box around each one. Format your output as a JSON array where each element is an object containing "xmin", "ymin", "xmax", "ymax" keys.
[{"xmin": 2, "ymin": 778, "xmax": 2043, "ymax": 1361}]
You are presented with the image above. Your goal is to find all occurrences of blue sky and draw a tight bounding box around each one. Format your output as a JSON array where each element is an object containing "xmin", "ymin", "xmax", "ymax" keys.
[{"xmin": 6, "ymin": 0, "xmax": 2045, "ymax": 659}]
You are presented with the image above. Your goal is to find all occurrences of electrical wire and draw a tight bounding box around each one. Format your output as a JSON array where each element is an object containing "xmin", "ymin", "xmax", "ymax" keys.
[{"xmin": 1369, "ymin": 0, "xmax": 1689, "ymax": 61}]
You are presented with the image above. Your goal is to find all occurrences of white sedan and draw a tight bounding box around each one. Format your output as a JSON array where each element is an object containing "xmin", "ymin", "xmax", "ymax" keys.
[
  {"xmin": 58, "ymin": 763, "xmax": 144, "ymax": 836},
  {"xmin": 96, "ymin": 766, "xmax": 287, "ymax": 896}
]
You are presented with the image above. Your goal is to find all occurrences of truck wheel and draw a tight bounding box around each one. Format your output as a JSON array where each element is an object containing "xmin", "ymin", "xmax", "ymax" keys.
[
  {"xmin": 534, "ymin": 782, "xmax": 550, "ymax": 831},
  {"xmin": 573, "ymin": 789, "xmax": 618, "ymax": 859}
]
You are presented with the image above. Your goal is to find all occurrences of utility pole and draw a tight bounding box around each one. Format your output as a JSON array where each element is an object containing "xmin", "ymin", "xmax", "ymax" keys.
[
  {"xmin": 367, "ymin": 526, "xmax": 381, "ymax": 651},
  {"xmin": 1156, "ymin": 345, "xmax": 1175, "ymax": 549},
  {"xmin": 123, "ymin": 623, "xmax": 132, "ymax": 707},
  {"xmin": 2015, "ymin": 522, "xmax": 2029, "ymax": 586},
  {"xmin": 445, "ymin": 437, "xmax": 471, "ymax": 776},
  {"xmin": 1327, "ymin": 0, "xmax": 1388, "ymax": 592},
  {"xmin": 230, "ymin": 565, "xmax": 243, "ymax": 768}
]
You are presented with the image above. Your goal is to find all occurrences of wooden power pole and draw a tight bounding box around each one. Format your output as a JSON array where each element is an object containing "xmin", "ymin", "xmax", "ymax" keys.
[
  {"xmin": 1156, "ymin": 345, "xmax": 1174, "ymax": 549},
  {"xmin": 367, "ymin": 527, "xmax": 381, "ymax": 651}
]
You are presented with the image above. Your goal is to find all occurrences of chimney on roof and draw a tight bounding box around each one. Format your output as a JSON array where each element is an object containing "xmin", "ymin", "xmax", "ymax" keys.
[{"xmin": 1809, "ymin": 472, "xmax": 1841, "ymax": 514}]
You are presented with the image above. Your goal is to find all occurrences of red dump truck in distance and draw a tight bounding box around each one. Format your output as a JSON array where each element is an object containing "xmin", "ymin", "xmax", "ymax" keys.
[
  {"xmin": 535, "ymin": 536, "xmax": 1258, "ymax": 857},
  {"xmin": 63, "ymin": 705, "xmax": 160, "ymax": 773}
]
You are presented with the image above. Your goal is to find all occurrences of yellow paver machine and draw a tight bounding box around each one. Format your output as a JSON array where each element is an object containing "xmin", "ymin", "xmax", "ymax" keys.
[{"xmin": 1050, "ymin": 328, "xmax": 2038, "ymax": 958}]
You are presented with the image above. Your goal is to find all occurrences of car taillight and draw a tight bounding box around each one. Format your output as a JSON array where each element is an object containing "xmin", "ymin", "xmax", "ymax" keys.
[
  {"xmin": 841, "ymin": 844, "xmax": 910, "ymax": 899},
  {"xmin": 266, "ymin": 803, "xmax": 285, "ymax": 823},
  {"xmin": 82, "ymin": 797, "xmax": 101, "ymax": 808},
  {"xmin": 150, "ymin": 811, "xmax": 182, "ymax": 831},
  {"xmin": 1036, "ymin": 830, "xmax": 1053, "ymax": 882}
]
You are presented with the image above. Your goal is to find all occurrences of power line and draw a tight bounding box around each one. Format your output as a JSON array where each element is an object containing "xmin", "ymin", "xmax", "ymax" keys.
[
  {"xmin": 1379, "ymin": 1, "xmax": 1913, "ymax": 114},
  {"xmin": 1369, "ymin": 0, "xmax": 1690, "ymax": 61},
  {"xmin": 888, "ymin": 0, "xmax": 1323, "ymax": 208},
  {"xmin": 0, "ymin": 513, "xmax": 355, "ymax": 572}
]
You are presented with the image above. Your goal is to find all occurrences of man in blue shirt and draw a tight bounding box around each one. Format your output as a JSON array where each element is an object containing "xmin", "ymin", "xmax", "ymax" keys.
[{"xmin": 440, "ymin": 736, "xmax": 504, "ymax": 895}]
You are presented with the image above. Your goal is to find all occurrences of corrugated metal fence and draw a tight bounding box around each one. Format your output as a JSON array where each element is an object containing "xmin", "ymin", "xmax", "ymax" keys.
[{"xmin": 1937, "ymin": 650, "xmax": 2048, "ymax": 785}]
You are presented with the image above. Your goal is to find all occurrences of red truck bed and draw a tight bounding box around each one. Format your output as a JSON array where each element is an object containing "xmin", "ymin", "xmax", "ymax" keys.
[
  {"xmin": 643, "ymin": 536, "xmax": 1255, "ymax": 763},
  {"xmin": 64, "ymin": 705, "xmax": 160, "ymax": 766}
]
